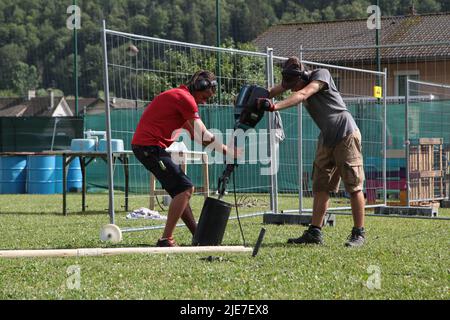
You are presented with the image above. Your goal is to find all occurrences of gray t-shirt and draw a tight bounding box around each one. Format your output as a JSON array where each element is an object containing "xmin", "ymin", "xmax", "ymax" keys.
[{"xmin": 304, "ymin": 69, "xmax": 359, "ymax": 147}]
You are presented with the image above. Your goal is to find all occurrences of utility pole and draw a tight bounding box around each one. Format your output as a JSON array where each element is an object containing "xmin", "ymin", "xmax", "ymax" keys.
[
  {"xmin": 73, "ymin": 0, "xmax": 79, "ymax": 116},
  {"xmin": 376, "ymin": 0, "xmax": 381, "ymax": 77},
  {"xmin": 216, "ymin": 0, "xmax": 222, "ymax": 103}
]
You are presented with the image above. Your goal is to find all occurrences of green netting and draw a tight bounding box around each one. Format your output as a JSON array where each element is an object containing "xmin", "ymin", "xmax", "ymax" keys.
[
  {"xmin": 84, "ymin": 106, "xmax": 274, "ymax": 193},
  {"xmin": 385, "ymin": 100, "xmax": 450, "ymax": 149},
  {"xmin": 0, "ymin": 117, "xmax": 83, "ymax": 152},
  {"xmin": 81, "ymin": 99, "xmax": 449, "ymax": 194}
]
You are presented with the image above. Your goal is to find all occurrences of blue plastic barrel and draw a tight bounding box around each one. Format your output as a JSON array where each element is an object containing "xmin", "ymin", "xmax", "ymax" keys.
[
  {"xmin": 98, "ymin": 139, "xmax": 124, "ymax": 152},
  {"xmin": 68, "ymin": 139, "xmax": 96, "ymax": 192},
  {"xmin": 27, "ymin": 156, "xmax": 57, "ymax": 194},
  {"xmin": 0, "ymin": 156, "xmax": 27, "ymax": 194},
  {"xmin": 54, "ymin": 155, "xmax": 63, "ymax": 194},
  {"xmin": 66, "ymin": 157, "xmax": 82, "ymax": 192}
]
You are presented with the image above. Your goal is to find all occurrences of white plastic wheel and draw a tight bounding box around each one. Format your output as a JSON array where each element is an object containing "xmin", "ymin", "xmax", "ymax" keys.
[{"xmin": 100, "ymin": 224, "xmax": 123, "ymax": 243}]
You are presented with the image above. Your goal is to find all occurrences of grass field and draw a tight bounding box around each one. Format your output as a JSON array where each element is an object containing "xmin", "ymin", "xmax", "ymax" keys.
[{"xmin": 0, "ymin": 193, "xmax": 448, "ymax": 300}]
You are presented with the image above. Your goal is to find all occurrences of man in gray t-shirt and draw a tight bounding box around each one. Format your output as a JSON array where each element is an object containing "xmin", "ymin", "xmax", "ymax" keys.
[
  {"xmin": 305, "ymin": 68, "xmax": 359, "ymax": 147},
  {"xmin": 257, "ymin": 56, "xmax": 366, "ymax": 247}
]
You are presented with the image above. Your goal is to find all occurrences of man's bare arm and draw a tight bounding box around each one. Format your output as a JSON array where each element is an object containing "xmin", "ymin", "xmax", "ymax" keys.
[
  {"xmin": 268, "ymin": 84, "xmax": 287, "ymax": 99},
  {"xmin": 183, "ymin": 118, "xmax": 236, "ymax": 157},
  {"xmin": 274, "ymin": 80, "xmax": 325, "ymax": 111},
  {"xmin": 184, "ymin": 118, "xmax": 215, "ymax": 147}
]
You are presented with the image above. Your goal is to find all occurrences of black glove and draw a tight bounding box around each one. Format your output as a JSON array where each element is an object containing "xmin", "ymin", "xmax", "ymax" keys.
[{"xmin": 257, "ymin": 98, "xmax": 275, "ymax": 112}]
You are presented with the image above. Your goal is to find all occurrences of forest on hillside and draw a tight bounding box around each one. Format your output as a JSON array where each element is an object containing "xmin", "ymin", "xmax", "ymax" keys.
[{"xmin": 0, "ymin": 0, "xmax": 448, "ymax": 97}]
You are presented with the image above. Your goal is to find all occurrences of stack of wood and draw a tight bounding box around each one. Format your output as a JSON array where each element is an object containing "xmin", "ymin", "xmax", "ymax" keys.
[
  {"xmin": 409, "ymin": 138, "xmax": 445, "ymax": 206},
  {"xmin": 443, "ymin": 144, "xmax": 450, "ymax": 206}
]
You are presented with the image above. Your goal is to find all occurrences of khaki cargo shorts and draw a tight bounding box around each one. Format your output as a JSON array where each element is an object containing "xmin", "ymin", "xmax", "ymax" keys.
[{"xmin": 312, "ymin": 130, "xmax": 365, "ymax": 194}]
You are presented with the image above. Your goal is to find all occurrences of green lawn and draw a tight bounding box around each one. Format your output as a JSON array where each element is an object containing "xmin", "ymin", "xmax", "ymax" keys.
[{"xmin": 0, "ymin": 193, "xmax": 448, "ymax": 300}]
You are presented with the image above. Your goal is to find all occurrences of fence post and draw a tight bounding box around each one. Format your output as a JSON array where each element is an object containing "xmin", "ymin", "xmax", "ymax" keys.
[
  {"xmin": 299, "ymin": 46, "xmax": 304, "ymax": 214},
  {"xmin": 405, "ymin": 76, "xmax": 410, "ymax": 207},
  {"xmin": 266, "ymin": 47, "xmax": 278, "ymax": 214},
  {"xmin": 383, "ymin": 68, "xmax": 388, "ymax": 206},
  {"xmin": 102, "ymin": 20, "xmax": 116, "ymax": 224}
]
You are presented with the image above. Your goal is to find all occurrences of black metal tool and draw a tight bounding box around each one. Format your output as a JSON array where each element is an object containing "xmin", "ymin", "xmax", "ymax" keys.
[
  {"xmin": 216, "ymin": 85, "xmax": 270, "ymax": 198},
  {"xmin": 193, "ymin": 85, "xmax": 270, "ymax": 247},
  {"xmin": 252, "ymin": 227, "xmax": 266, "ymax": 257}
]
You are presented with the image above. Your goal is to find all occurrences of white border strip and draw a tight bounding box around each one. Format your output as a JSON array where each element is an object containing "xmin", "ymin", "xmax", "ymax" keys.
[
  {"xmin": 408, "ymin": 79, "xmax": 450, "ymax": 89},
  {"xmin": 105, "ymin": 29, "xmax": 268, "ymax": 57},
  {"xmin": 0, "ymin": 246, "xmax": 252, "ymax": 258}
]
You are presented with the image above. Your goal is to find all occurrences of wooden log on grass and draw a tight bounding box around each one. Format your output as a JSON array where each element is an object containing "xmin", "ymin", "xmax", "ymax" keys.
[{"xmin": 0, "ymin": 246, "xmax": 252, "ymax": 258}]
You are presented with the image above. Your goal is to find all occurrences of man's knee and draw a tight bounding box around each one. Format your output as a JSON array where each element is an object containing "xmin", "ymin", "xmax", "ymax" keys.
[
  {"xmin": 184, "ymin": 186, "xmax": 195, "ymax": 197},
  {"xmin": 313, "ymin": 190, "xmax": 329, "ymax": 197},
  {"xmin": 350, "ymin": 189, "xmax": 363, "ymax": 197}
]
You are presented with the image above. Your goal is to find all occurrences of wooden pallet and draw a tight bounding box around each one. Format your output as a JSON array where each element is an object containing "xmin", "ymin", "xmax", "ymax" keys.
[
  {"xmin": 409, "ymin": 139, "xmax": 443, "ymax": 172},
  {"xmin": 409, "ymin": 138, "xmax": 445, "ymax": 202},
  {"xmin": 444, "ymin": 144, "xmax": 450, "ymax": 199}
]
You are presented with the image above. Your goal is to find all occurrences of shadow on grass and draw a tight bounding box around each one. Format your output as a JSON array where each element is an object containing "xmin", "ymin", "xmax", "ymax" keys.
[
  {"xmin": 1, "ymin": 243, "xmax": 234, "ymax": 251},
  {"xmin": 0, "ymin": 210, "xmax": 109, "ymax": 216},
  {"xmin": 259, "ymin": 242, "xmax": 323, "ymax": 248}
]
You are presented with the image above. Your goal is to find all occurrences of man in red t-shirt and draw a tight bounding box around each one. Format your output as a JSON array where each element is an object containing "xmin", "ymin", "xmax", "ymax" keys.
[{"xmin": 132, "ymin": 70, "xmax": 235, "ymax": 247}]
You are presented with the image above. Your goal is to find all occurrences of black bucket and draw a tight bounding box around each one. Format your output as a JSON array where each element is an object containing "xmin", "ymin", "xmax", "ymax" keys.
[{"xmin": 192, "ymin": 197, "xmax": 232, "ymax": 246}]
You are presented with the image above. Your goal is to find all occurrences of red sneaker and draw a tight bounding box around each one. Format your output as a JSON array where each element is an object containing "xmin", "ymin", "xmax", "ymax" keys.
[{"xmin": 156, "ymin": 237, "xmax": 178, "ymax": 247}]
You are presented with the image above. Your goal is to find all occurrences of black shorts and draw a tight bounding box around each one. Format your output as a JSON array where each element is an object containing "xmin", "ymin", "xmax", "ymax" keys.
[{"xmin": 132, "ymin": 145, "xmax": 194, "ymax": 198}]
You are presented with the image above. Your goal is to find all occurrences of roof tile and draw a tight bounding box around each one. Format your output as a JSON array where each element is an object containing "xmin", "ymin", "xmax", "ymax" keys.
[{"xmin": 254, "ymin": 13, "xmax": 450, "ymax": 62}]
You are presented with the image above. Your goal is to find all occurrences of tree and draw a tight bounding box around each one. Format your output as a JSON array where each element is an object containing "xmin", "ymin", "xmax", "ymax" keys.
[
  {"xmin": 184, "ymin": 3, "xmax": 203, "ymax": 44},
  {"xmin": 147, "ymin": 5, "xmax": 170, "ymax": 38},
  {"xmin": 416, "ymin": 0, "xmax": 441, "ymax": 13},
  {"xmin": 130, "ymin": 14, "xmax": 149, "ymax": 36},
  {"xmin": 322, "ymin": 6, "xmax": 336, "ymax": 21},
  {"xmin": 127, "ymin": 0, "xmax": 146, "ymax": 16},
  {"xmin": 12, "ymin": 62, "xmax": 39, "ymax": 95},
  {"xmin": 0, "ymin": 43, "xmax": 27, "ymax": 89},
  {"xmin": 0, "ymin": 0, "xmax": 448, "ymax": 98},
  {"xmin": 80, "ymin": 44, "xmax": 103, "ymax": 97},
  {"xmin": 442, "ymin": 0, "xmax": 450, "ymax": 11},
  {"xmin": 335, "ymin": 0, "xmax": 371, "ymax": 20},
  {"xmin": 167, "ymin": 3, "xmax": 185, "ymax": 41},
  {"xmin": 6, "ymin": 24, "xmax": 27, "ymax": 44}
]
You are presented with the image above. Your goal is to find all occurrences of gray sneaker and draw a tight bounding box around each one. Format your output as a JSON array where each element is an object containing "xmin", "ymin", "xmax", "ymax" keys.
[
  {"xmin": 287, "ymin": 226, "xmax": 323, "ymax": 245},
  {"xmin": 345, "ymin": 227, "xmax": 365, "ymax": 247}
]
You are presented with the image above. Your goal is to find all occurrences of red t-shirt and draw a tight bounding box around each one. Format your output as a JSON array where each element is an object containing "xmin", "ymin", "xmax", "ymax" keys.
[{"xmin": 132, "ymin": 85, "xmax": 200, "ymax": 148}]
